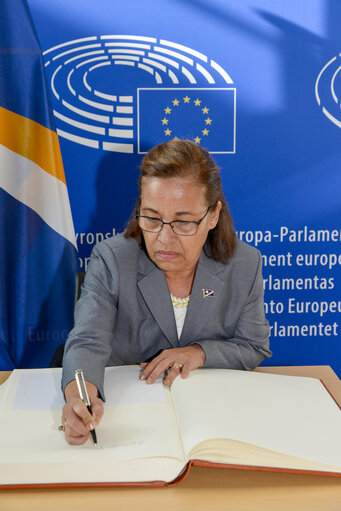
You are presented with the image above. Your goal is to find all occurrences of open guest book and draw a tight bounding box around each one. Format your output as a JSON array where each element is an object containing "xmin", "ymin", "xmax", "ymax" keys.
[{"xmin": 0, "ymin": 365, "xmax": 341, "ymax": 488}]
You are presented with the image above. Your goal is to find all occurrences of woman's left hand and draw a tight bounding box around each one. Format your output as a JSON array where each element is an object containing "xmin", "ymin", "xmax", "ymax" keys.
[{"xmin": 140, "ymin": 344, "xmax": 206, "ymax": 386}]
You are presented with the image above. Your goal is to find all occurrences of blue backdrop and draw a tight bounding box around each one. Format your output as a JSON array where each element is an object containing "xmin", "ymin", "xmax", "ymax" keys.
[{"xmin": 27, "ymin": 0, "xmax": 341, "ymax": 376}]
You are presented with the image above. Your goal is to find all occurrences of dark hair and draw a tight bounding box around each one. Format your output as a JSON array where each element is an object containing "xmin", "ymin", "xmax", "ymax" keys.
[{"xmin": 124, "ymin": 139, "xmax": 236, "ymax": 262}]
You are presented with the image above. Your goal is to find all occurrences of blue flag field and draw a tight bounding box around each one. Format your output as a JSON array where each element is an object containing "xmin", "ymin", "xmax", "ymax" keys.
[{"xmin": 0, "ymin": 0, "xmax": 77, "ymax": 369}]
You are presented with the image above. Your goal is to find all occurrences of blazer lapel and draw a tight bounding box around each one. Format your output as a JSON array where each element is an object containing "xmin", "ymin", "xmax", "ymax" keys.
[
  {"xmin": 180, "ymin": 252, "xmax": 225, "ymax": 345},
  {"xmin": 137, "ymin": 250, "xmax": 179, "ymax": 348}
]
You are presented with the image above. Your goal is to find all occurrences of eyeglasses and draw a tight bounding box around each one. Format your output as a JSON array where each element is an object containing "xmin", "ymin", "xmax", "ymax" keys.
[{"xmin": 136, "ymin": 207, "xmax": 211, "ymax": 236}]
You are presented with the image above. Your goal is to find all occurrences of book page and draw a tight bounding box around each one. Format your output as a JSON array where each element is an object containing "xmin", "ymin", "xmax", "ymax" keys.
[
  {"xmin": 9, "ymin": 366, "xmax": 166, "ymax": 410},
  {"xmin": 11, "ymin": 371, "xmax": 65, "ymax": 410},
  {"xmin": 170, "ymin": 369, "xmax": 341, "ymax": 470},
  {"xmin": 0, "ymin": 366, "xmax": 186, "ymax": 485},
  {"xmin": 104, "ymin": 365, "xmax": 167, "ymax": 405}
]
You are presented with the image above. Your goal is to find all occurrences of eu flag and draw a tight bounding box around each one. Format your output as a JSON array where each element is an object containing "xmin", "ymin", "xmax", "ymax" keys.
[
  {"xmin": 0, "ymin": 0, "xmax": 77, "ymax": 369},
  {"xmin": 138, "ymin": 88, "xmax": 235, "ymax": 154}
]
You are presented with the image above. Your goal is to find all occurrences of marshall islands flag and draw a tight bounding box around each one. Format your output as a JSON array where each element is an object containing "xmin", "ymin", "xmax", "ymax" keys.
[{"xmin": 0, "ymin": 0, "xmax": 77, "ymax": 370}]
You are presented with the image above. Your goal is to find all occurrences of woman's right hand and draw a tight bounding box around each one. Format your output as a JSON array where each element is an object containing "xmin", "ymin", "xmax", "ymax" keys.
[{"xmin": 62, "ymin": 380, "xmax": 104, "ymax": 445}]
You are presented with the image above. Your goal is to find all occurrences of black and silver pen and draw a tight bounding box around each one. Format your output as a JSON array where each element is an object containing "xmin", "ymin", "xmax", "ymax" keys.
[{"xmin": 75, "ymin": 369, "xmax": 97, "ymax": 446}]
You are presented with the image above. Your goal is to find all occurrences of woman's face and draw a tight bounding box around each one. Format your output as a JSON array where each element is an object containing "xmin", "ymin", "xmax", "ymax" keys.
[{"xmin": 140, "ymin": 177, "xmax": 221, "ymax": 275}]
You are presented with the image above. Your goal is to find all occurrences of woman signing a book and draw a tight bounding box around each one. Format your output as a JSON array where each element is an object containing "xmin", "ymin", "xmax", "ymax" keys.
[{"xmin": 61, "ymin": 139, "xmax": 272, "ymax": 445}]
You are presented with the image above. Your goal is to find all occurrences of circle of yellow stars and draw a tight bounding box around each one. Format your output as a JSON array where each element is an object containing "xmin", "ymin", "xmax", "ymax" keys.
[{"xmin": 161, "ymin": 96, "xmax": 212, "ymax": 144}]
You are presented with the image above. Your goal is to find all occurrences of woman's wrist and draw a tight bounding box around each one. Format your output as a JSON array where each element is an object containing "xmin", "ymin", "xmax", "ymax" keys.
[{"xmin": 64, "ymin": 379, "xmax": 99, "ymax": 402}]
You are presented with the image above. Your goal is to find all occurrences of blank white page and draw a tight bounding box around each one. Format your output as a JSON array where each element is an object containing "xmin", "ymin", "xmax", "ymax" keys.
[
  {"xmin": 171, "ymin": 369, "xmax": 341, "ymax": 468},
  {"xmin": 0, "ymin": 367, "xmax": 185, "ymax": 485}
]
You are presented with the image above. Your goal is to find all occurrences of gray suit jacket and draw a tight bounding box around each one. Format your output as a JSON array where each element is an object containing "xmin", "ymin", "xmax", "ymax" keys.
[{"xmin": 62, "ymin": 234, "xmax": 271, "ymax": 397}]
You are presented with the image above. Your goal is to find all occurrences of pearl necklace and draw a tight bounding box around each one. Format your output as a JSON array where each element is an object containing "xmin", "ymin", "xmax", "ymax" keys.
[{"xmin": 170, "ymin": 293, "xmax": 190, "ymax": 308}]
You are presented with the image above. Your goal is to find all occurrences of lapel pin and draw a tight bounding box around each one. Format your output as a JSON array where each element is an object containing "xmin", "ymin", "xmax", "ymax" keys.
[{"xmin": 202, "ymin": 289, "xmax": 215, "ymax": 299}]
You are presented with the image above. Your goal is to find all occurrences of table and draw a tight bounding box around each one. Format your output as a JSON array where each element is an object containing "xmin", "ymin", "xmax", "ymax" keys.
[{"xmin": 1, "ymin": 366, "xmax": 340, "ymax": 511}]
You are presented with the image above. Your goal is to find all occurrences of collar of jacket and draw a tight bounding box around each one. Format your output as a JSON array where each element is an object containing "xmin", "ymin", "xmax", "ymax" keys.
[{"xmin": 136, "ymin": 246, "xmax": 227, "ymax": 347}]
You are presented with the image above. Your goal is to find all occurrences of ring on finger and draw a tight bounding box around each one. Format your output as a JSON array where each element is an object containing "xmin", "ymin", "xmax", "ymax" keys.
[
  {"xmin": 58, "ymin": 420, "xmax": 67, "ymax": 432},
  {"xmin": 172, "ymin": 362, "xmax": 183, "ymax": 372}
]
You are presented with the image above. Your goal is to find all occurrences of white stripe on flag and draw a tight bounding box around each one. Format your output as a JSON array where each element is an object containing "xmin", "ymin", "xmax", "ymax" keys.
[{"xmin": 0, "ymin": 144, "xmax": 76, "ymax": 248}]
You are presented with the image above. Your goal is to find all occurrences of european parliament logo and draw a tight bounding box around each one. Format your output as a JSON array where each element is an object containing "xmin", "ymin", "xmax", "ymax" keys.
[
  {"xmin": 315, "ymin": 53, "xmax": 341, "ymax": 129},
  {"xmin": 43, "ymin": 35, "xmax": 236, "ymax": 154}
]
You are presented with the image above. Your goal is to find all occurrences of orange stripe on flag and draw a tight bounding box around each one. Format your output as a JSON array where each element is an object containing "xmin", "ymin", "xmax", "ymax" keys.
[{"xmin": 0, "ymin": 106, "xmax": 66, "ymax": 185}]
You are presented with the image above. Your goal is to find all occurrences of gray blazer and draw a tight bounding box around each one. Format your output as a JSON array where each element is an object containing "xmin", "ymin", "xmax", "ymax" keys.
[{"xmin": 62, "ymin": 234, "xmax": 271, "ymax": 397}]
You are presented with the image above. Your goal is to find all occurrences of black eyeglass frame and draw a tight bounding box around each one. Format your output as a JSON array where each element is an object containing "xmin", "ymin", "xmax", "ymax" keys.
[{"xmin": 136, "ymin": 206, "xmax": 211, "ymax": 236}]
